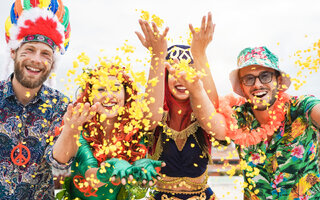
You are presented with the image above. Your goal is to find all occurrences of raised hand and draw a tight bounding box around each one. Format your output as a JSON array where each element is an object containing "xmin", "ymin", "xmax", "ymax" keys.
[
  {"xmin": 135, "ymin": 20, "xmax": 169, "ymax": 56},
  {"xmin": 189, "ymin": 12, "xmax": 215, "ymax": 56},
  {"xmin": 136, "ymin": 20, "xmax": 170, "ymax": 131},
  {"xmin": 52, "ymin": 102, "xmax": 98, "ymax": 163},
  {"xmin": 189, "ymin": 12, "xmax": 218, "ymax": 106},
  {"xmin": 63, "ymin": 102, "xmax": 97, "ymax": 133}
]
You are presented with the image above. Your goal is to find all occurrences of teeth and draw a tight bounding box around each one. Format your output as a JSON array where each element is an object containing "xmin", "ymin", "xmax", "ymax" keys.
[
  {"xmin": 253, "ymin": 91, "xmax": 267, "ymax": 97},
  {"xmin": 26, "ymin": 66, "xmax": 40, "ymax": 72},
  {"xmin": 103, "ymin": 103, "xmax": 116, "ymax": 107},
  {"xmin": 176, "ymin": 86, "xmax": 186, "ymax": 90}
]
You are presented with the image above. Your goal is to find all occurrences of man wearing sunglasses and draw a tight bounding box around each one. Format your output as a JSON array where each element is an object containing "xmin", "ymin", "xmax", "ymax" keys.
[
  {"xmin": 166, "ymin": 45, "xmax": 320, "ymax": 199},
  {"xmin": 226, "ymin": 46, "xmax": 320, "ymax": 199}
]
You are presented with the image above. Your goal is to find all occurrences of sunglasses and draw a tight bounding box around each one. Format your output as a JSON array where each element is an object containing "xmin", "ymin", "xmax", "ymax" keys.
[{"xmin": 240, "ymin": 71, "xmax": 274, "ymax": 86}]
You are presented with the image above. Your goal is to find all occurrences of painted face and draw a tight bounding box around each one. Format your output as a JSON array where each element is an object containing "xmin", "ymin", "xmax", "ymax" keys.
[
  {"xmin": 167, "ymin": 74, "xmax": 190, "ymax": 101},
  {"xmin": 239, "ymin": 65, "xmax": 281, "ymax": 110},
  {"xmin": 92, "ymin": 76, "xmax": 125, "ymax": 119},
  {"xmin": 12, "ymin": 42, "xmax": 54, "ymax": 89}
]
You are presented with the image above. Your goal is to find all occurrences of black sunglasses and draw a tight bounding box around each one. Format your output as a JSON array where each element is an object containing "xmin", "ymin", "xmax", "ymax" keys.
[{"xmin": 240, "ymin": 71, "xmax": 274, "ymax": 86}]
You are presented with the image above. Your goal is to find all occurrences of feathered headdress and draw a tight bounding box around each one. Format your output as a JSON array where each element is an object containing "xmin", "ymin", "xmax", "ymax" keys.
[{"xmin": 5, "ymin": 0, "xmax": 71, "ymax": 54}]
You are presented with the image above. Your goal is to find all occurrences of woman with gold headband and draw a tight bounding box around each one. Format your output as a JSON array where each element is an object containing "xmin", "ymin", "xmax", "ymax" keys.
[
  {"xmin": 56, "ymin": 64, "xmax": 165, "ymax": 200},
  {"xmin": 136, "ymin": 12, "xmax": 223, "ymax": 200}
]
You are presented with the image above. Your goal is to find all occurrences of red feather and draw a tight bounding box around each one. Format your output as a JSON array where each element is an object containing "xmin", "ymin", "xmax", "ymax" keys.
[
  {"xmin": 17, "ymin": 17, "xmax": 63, "ymax": 48},
  {"xmin": 30, "ymin": 0, "xmax": 40, "ymax": 7}
]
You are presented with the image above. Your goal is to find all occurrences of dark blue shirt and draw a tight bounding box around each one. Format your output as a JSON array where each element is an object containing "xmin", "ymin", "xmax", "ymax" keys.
[{"xmin": 0, "ymin": 75, "xmax": 71, "ymax": 199}]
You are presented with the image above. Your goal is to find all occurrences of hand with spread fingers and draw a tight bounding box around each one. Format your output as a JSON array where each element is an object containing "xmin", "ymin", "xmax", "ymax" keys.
[
  {"xmin": 189, "ymin": 12, "xmax": 215, "ymax": 56},
  {"xmin": 135, "ymin": 19, "xmax": 169, "ymax": 56},
  {"xmin": 63, "ymin": 102, "xmax": 98, "ymax": 134},
  {"xmin": 53, "ymin": 102, "xmax": 98, "ymax": 164},
  {"xmin": 189, "ymin": 12, "xmax": 218, "ymax": 105},
  {"xmin": 136, "ymin": 19, "xmax": 170, "ymax": 131},
  {"xmin": 131, "ymin": 159, "xmax": 165, "ymax": 186}
]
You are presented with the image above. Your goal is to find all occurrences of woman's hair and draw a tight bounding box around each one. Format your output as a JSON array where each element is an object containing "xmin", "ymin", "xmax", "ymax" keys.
[{"xmin": 75, "ymin": 65, "xmax": 146, "ymax": 165}]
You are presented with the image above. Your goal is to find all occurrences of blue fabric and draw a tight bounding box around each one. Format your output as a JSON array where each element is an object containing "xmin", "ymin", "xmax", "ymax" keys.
[
  {"xmin": 0, "ymin": 74, "xmax": 70, "ymax": 199},
  {"xmin": 153, "ymin": 187, "xmax": 214, "ymax": 200},
  {"xmin": 165, "ymin": 45, "xmax": 194, "ymax": 64},
  {"xmin": 159, "ymin": 130, "xmax": 208, "ymax": 178}
]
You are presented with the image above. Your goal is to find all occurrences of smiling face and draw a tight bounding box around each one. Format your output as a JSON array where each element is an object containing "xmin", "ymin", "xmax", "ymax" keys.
[
  {"xmin": 167, "ymin": 73, "xmax": 190, "ymax": 101},
  {"xmin": 239, "ymin": 65, "xmax": 281, "ymax": 110},
  {"xmin": 11, "ymin": 42, "xmax": 54, "ymax": 89},
  {"xmin": 92, "ymin": 75, "xmax": 125, "ymax": 119}
]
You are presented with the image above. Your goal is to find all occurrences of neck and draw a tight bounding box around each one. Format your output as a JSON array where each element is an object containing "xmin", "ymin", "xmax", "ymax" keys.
[
  {"xmin": 102, "ymin": 117, "xmax": 117, "ymax": 140},
  {"xmin": 252, "ymin": 109, "xmax": 270, "ymax": 125},
  {"xmin": 12, "ymin": 75, "xmax": 41, "ymax": 106},
  {"xmin": 168, "ymin": 103, "xmax": 191, "ymax": 131}
]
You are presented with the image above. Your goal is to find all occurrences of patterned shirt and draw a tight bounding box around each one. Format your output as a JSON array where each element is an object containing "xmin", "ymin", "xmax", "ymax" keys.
[
  {"xmin": 0, "ymin": 75, "xmax": 71, "ymax": 199},
  {"xmin": 235, "ymin": 95, "xmax": 320, "ymax": 200}
]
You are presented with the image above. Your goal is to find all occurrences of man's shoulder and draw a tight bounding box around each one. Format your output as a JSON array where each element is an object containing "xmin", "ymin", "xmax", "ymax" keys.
[
  {"xmin": 290, "ymin": 95, "xmax": 320, "ymax": 107},
  {"xmin": 0, "ymin": 79, "xmax": 9, "ymax": 98},
  {"xmin": 0, "ymin": 79, "xmax": 7, "ymax": 90}
]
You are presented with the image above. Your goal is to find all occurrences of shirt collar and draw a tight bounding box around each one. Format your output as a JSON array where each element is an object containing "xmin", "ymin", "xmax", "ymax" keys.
[
  {"xmin": 3, "ymin": 73, "xmax": 50, "ymax": 104},
  {"xmin": 3, "ymin": 74, "xmax": 15, "ymax": 99}
]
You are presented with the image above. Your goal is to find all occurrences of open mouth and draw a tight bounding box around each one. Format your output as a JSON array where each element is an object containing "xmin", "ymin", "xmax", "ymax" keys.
[
  {"xmin": 25, "ymin": 66, "xmax": 41, "ymax": 74},
  {"xmin": 175, "ymin": 85, "xmax": 187, "ymax": 93},
  {"xmin": 252, "ymin": 91, "xmax": 268, "ymax": 98},
  {"xmin": 102, "ymin": 102, "xmax": 117, "ymax": 110}
]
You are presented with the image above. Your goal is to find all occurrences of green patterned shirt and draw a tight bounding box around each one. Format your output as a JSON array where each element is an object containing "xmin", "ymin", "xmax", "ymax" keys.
[{"xmin": 235, "ymin": 95, "xmax": 320, "ymax": 200}]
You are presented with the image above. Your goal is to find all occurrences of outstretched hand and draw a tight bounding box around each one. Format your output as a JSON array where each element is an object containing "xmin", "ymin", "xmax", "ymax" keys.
[
  {"xmin": 189, "ymin": 12, "xmax": 215, "ymax": 56},
  {"xmin": 97, "ymin": 158, "xmax": 133, "ymax": 185},
  {"xmin": 63, "ymin": 102, "xmax": 98, "ymax": 134},
  {"xmin": 130, "ymin": 158, "xmax": 165, "ymax": 186},
  {"xmin": 135, "ymin": 19, "xmax": 169, "ymax": 56}
]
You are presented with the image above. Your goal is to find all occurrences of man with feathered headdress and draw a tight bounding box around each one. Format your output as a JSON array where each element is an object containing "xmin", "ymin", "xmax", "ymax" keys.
[{"xmin": 0, "ymin": 0, "xmax": 74, "ymax": 198}]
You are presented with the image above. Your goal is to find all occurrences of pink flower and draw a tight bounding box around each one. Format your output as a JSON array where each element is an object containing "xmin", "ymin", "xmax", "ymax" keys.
[
  {"xmin": 251, "ymin": 153, "xmax": 262, "ymax": 164},
  {"xmin": 309, "ymin": 143, "xmax": 315, "ymax": 154},
  {"xmin": 291, "ymin": 145, "xmax": 305, "ymax": 159},
  {"xmin": 273, "ymin": 173, "xmax": 284, "ymax": 185},
  {"xmin": 299, "ymin": 195, "xmax": 309, "ymax": 200}
]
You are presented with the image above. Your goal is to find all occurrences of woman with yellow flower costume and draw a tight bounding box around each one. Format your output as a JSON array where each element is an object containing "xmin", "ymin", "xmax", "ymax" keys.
[{"xmin": 56, "ymin": 63, "xmax": 165, "ymax": 200}]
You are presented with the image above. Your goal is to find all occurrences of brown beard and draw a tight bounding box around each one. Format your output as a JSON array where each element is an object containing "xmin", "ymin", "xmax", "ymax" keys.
[
  {"xmin": 254, "ymin": 88, "xmax": 278, "ymax": 111},
  {"xmin": 14, "ymin": 58, "xmax": 52, "ymax": 89}
]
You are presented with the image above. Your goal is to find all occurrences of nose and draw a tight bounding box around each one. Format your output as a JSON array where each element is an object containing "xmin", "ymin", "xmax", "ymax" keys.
[
  {"xmin": 253, "ymin": 77, "xmax": 264, "ymax": 88},
  {"xmin": 30, "ymin": 51, "xmax": 42, "ymax": 64}
]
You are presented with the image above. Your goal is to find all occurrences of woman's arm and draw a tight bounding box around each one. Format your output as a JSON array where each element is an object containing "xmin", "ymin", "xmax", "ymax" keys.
[
  {"xmin": 190, "ymin": 12, "xmax": 219, "ymax": 108},
  {"xmin": 136, "ymin": 20, "xmax": 169, "ymax": 130},
  {"xmin": 53, "ymin": 102, "xmax": 97, "ymax": 163},
  {"xmin": 166, "ymin": 63, "xmax": 226, "ymax": 140}
]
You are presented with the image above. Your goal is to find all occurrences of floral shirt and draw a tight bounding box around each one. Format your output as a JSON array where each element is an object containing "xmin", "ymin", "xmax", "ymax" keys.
[
  {"xmin": 234, "ymin": 95, "xmax": 320, "ymax": 200},
  {"xmin": 0, "ymin": 75, "xmax": 71, "ymax": 199}
]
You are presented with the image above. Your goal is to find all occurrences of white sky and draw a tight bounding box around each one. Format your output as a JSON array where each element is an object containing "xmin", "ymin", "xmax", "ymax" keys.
[{"xmin": 0, "ymin": 0, "xmax": 319, "ymax": 99}]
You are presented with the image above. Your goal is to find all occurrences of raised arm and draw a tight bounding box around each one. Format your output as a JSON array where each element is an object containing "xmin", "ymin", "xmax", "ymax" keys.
[
  {"xmin": 52, "ymin": 102, "xmax": 97, "ymax": 163},
  {"xmin": 135, "ymin": 20, "xmax": 169, "ymax": 130},
  {"xmin": 166, "ymin": 63, "xmax": 226, "ymax": 140},
  {"xmin": 190, "ymin": 12, "xmax": 219, "ymax": 107}
]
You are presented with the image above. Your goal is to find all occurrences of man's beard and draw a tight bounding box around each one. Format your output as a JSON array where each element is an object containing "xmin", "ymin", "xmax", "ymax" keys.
[
  {"xmin": 247, "ymin": 87, "xmax": 279, "ymax": 111},
  {"xmin": 14, "ymin": 59, "xmax": 51, "ymax": 89},
  {"xmin": 254, "ymin": 89, "xmax": 278, "ymax": 111}
]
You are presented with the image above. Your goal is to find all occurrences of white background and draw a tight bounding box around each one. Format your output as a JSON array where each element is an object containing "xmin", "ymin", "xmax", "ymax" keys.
[{"xmin": 1, "ymin": 0, "xmax": 319, "ymax": 99}]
